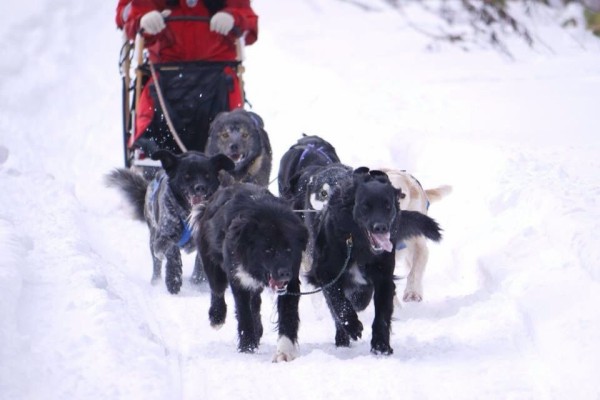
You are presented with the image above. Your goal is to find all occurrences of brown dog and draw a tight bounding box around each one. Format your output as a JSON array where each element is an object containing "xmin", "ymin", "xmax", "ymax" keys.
[{"xmin": 381, "ymin": 169, "xmax": 452, "ymax": 302}]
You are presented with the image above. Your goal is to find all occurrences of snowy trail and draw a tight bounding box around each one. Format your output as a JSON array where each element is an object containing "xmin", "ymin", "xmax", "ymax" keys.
[{"xmin": 2, "ymin": 0, "xmax": 600, "ymax": 399}]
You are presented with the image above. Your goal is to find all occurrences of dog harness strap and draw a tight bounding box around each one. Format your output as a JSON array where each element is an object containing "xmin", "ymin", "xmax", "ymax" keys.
[
  {"xmin": 149, "ymin": 174, "xmax": 165, "ymax": 203},
  {"xmin": 177, "ymin": 218, "xmax": 193, "ymax": 248},
  {"xmin": 280, "ymin": 235, "xmax": 353, "ymax": 297},
  {"xmin": 411, "ymin": 174, "xmax": 431, "ymax": 210},
  {"xmin": 298, "ymin": 143, "xmax": 334, "ymax": 165}
]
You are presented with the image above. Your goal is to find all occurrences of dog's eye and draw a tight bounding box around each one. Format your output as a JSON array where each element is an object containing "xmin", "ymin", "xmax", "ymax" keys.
[
  {"xmin": 264, "ymin": 247, "xmax": 274, "ymax": 255},
  {"xmin": 286, "ymin": 247, "xmax": 292, "ymax": 253},
  {"xmin": 220, "ymin": 132, "xmax": 229, "ymax": 139},
  {"xmin": 241, "ymin": 131, "xmax": 249, "ymax": 139},
  {"xmin": 184, "ymin": 174, "xmax": 192, "ymax": 181},
  {"xmin": 320, "ymin": 190, "xmax": 328, "ymax": 199}
]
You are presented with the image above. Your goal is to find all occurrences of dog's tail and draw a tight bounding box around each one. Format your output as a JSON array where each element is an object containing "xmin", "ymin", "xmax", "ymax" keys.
[
  {"xmin": 397, "ymin": 211, "xmax": 442, "ymax": 243},
  {"xmin": 425, "ymin": 185, "xmax": 453, "ymax": 204},
  {"xmin": 105, "ymin": 169, "xmax": 148, "ymax": 221}
]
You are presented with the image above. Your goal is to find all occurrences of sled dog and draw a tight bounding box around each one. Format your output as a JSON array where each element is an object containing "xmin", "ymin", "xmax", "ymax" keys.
[
  {"xmin": 306, "ymin": 167, "xmax": 442, "ymax": 354},
  {"xmin": 205, "ymin": 109, "xmax": 272, "ymax": 187},
  {"xmin": 381, "ymin": 168, "xmax": 452, "ymax": 302},
  {"xmin": 277, "ymin": 134, "xmax": 341, "ymax": 210},
  {"xmin": 105, "ymin": 150, "xmax": 234, "ymax": 294},
  {"xmin": 192, "ymin": 182, "xmax": 308, "ymax": 361}
]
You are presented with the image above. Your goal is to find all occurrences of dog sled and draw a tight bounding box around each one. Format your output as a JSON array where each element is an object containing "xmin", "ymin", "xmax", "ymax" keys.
[{"xmin": 118, "ymin": 16, "xmax": 246, "ymax": 177}]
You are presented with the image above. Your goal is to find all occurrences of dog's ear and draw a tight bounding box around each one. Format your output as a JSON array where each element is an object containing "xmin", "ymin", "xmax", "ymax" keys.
[
  {"xmin": 226, "ymin": 214, "xmax": 256, "ymax": 247},
  {"xmin": 396, "ymin": 187, "xmax": 406, "ymax": 201},
  {"xmin": 218, "ymin": 170, "xmax": 235, "ymax": 187},
  {"xmin": 210, "ymin": 154, "xmax": 235, "ymax": 172},
  {"xmin": 151, "ymin": 150, "xmax": 178, "ymax": 172},
  {"xmin": 353, "ymin": 167, "xmax": 370, "ymax": 184},
  {"xmin": 369, "ymin": 169, "xmax": 391, "ymax": 184},
  {"xmin": 245, "ymin": 111, "xmax": 264, "ymax": 129}
]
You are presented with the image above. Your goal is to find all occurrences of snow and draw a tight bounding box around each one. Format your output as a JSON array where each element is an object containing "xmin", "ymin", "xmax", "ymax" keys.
[{"xmin": 1, "ymin": 0, "xmax": 600, "ymax": 399}]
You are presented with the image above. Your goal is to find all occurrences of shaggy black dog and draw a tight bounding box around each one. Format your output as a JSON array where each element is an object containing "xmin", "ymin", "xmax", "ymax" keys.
[
  {"xmin": 105, "ymin": 150, "xmax": 234, "ymax": 294},
  {"xmin": 277, "ymin": 134, "xmax": 341, "ymax": 210},
  {"xmin": 307, "ymin": 167, "xmax": 442, "ymax": 355},
  {"xmin": 205, "ymin": 109, "xmax": 272, "ymax": 187},
  {"xmin": 192, "ymin": 182, "xmax": 308, "ymax": 361}
]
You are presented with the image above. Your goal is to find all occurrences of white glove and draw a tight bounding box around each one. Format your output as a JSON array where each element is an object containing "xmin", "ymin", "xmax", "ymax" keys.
[
  {"xmin": 140, "ymin": 9, "xmax": 171, "ymax": 35},
  {"xmin": 210, "ymin": 12, "xmax": 235, "ymax": 35}
]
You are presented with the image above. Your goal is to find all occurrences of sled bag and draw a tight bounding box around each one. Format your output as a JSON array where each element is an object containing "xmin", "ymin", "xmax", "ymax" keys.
[{"xmin": 146, "ymin": 61, "xmax": 237, "ymax": 153}]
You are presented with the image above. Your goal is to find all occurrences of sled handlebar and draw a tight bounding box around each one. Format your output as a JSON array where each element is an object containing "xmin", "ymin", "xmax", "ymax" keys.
[
  {"xmin": 139, "ymin": 15, "xmax": 241, "ymax": 37},
  {"xmin": 165, "ymin": 16, "xmax": 210, "ymax": 23}
]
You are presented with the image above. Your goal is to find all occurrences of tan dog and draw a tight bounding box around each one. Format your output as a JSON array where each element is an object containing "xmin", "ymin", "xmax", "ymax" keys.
[{"xmin": 380, "ymin": 169, "xmax": 452, "ymax": 302}]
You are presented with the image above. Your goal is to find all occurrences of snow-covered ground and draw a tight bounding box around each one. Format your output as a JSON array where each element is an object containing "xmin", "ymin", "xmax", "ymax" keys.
[{"xmin": 1, "ymin": 1, "xmax": 599, "ymax": 399}]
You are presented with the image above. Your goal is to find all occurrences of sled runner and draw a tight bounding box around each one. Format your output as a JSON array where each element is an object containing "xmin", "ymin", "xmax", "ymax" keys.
[{"xmin": 119, "ymin": 16, "xmax": 246, "ymax": 178}]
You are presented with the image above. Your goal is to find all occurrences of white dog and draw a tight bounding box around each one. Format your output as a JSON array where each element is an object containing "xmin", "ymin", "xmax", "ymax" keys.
[{"xmin": 381, "ymin": 169, "xmax": 452, "ymax": 302}]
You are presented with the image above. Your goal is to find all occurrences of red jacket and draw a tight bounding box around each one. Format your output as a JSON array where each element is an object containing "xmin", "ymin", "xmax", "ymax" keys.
[
  {"xmin": 117, "ymin": 0, "xmax": 258, "ymax": 145},
  {"xmin": 120, "ymin": 0, "xmax": 258, "ymax": 63},
  {"xmin": 115, "ymin": 0, "xmax": 131, "ymax": 29}
]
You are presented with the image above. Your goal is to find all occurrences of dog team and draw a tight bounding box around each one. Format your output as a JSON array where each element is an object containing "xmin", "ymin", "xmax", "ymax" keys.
[{"xmin": 106, "ymin": 108, "xmax": 452, "ymax": 362}]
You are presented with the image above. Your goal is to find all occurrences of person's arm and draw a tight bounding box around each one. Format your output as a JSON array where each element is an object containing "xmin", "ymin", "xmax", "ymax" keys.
[
  {"xmin": 115, "ymin": 0, "xmax": 132, "ymax": 29},
  {"xmin": 122, "ymin": 0, "xmax": 166, "ymax": 43},
  {"xmin": 216, "ymin": 0, "xmax": 258, "ymax": 45}
]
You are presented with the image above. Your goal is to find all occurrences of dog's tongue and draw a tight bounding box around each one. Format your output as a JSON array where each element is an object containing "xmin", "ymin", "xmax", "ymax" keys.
[
  {"xmin": 371, "ymin": 232, "xmax": 393, "ymax": 252},
  {"xmin": 269, "ymin": 277, "xmax": 288, "ymax": 292},
  {"xmin": 190, "ymin": 194, "xmax": 205, "ymax": 206},
  {"xmin": 229, "ymin": 153, "xmax": 242, "ymax": 162}
]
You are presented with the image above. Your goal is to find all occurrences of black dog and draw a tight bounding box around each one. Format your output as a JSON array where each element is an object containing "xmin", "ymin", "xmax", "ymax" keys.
[
  {"xmin": 205, "ymin": 108, "xmax": 272, "ymax": 187},
  {"xmin": 277, "ymin": 134, "xmax": 341, "ymax": 210},
  {"xmin": 106, "ymin": 150, "xmax": 234, "ymax": 294},
  {"xmin": 307, "ymin": 167, "xmax": 442, "ymax": 355},
  {"xmin": 192, "ymin": 182, "xmax": 308, "ymax": 361}
]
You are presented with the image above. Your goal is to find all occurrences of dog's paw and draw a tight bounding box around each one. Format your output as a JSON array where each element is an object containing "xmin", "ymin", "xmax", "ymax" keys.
[
  {"xmin": 210, "ymin": 322, "xmax": 224, "ymax": 330},
  {"xmin": 371, "ymin": 340, "xmax": 393, "ymax": 356},
  {"xmin": 165, "ymin": 275, "xmax": 182, "ymax": 294},
  {"xmin": 403, "ymin": 290, "xmax": 423, "ymax": 302},
  {"xmin": 238, "ymin": 341, "xmax": 259, "ymax": 354},
  {"xmin": 343, "ymin": 316, "xmax": 363, "ymax": 341},
  {"xmin": 209, "ymin": 301, "xmax": 227, "ymax": 328},
  {"xmin": 150, "ymin": 276, "xmax": 161, "ymax": 286},
  {"xmin": 272, "ymin": 336, "xmax": 297, "ymax": 363}
]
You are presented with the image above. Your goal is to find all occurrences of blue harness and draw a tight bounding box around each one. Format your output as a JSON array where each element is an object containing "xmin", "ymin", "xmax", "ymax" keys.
[{"xmin": 298, "ymin": 143, "xmax": 335, "ymax": 165}]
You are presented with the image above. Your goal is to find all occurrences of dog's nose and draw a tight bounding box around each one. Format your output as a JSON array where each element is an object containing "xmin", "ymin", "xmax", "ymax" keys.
[
  {"xmin": 229, "ymin": 143, "xmax": 238, "ymax": 152},
  {"xmin": 276, "ymin": 267, "xmax": 292, "ymax": 282},
  {"xmin": 372, "ymin": 223, "xmax": 389, "ymax": 234},
  {"xmin": 194, "ymin": 184, "xmax": 206, "ymax": 194}
]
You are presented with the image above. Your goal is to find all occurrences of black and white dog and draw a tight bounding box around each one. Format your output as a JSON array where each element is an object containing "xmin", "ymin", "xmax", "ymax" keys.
[
  {"xmin": 105, "ymin": 150, "xmax": 234, "ymax": 294},
  {"xmin": 277, "ymin": 134, "xmax": 341, "ymax": 210},
  {"xmin": 205, "ymin": 109, "xmax": 272, "ymax": 187},
  {"xmin": 307, "ymin": 167, "xmax": 442, "ymax": 355},
  {"xmin": 192, "ymin": 182, "xmax": 308, "ymax": 361}
]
